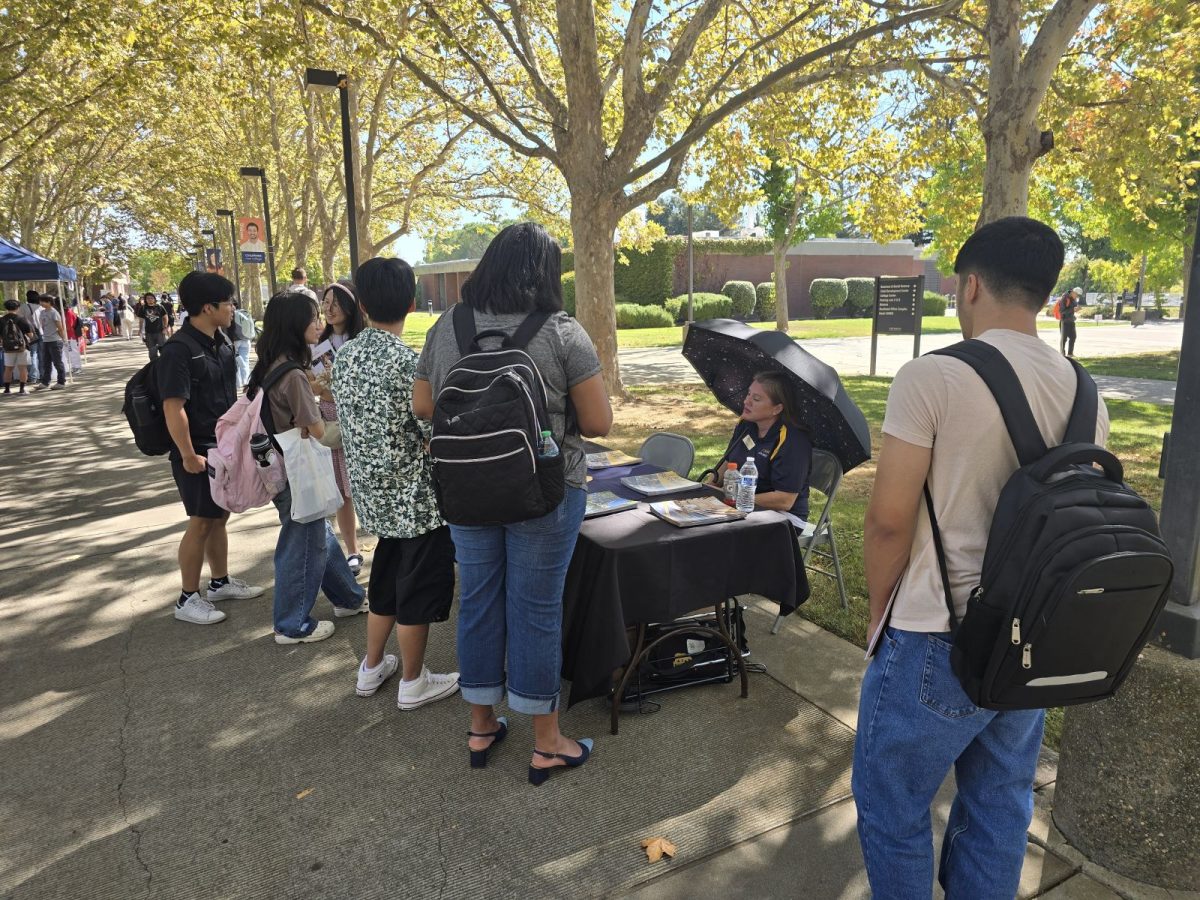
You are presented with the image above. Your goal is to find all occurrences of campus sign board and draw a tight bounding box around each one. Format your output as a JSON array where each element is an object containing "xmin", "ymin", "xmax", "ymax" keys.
[{"xmin": 869, "ymin": 274, "xmax": 925, "ymax": 376}]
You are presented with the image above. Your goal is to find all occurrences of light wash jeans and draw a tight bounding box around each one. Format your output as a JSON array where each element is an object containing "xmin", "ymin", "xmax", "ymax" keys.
[
  {"xmin": 234, "ymin": 340, "xmax": 251, "ymax": 390},
  {"xmin": 852, "ymin": 627, "xmax": 1044, "ymax": 899},
  {"xmin": 270, "ymin": 484, "xmax": 364, "ymax": 638},
  {"xmin": 449, "ymin": 487, "xmax": 586, "ymax": 714}
]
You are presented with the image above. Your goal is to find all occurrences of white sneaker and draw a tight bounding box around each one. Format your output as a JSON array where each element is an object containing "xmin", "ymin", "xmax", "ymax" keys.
[
  {"xmin": 397, "ymin": 667, "xmax": 460, "ymax": 710},
  {"xmin": 356, "ymin": 654, "xmax": 399, "ymax": 697},
  {"xmin": 174, "ymin": 592, "xmax": 227, "ymax": 625},
  {"xmin": 206, "ymin": 576, "xmax": 265, "ymax": 602},
  {"xmin": 333, "ymin": 601, "xmax": 368, "ymax": 618},
  {"xmin": 274, "ymin": 620, "xmax": 335, "ymax": 644}
]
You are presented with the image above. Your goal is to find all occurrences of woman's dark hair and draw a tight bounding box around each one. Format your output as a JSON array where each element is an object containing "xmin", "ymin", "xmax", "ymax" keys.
[
  {"xmin": 751, "ymin": 371, "xmax": 802, "ymax": 429},
  {"xmin": 247, "ymin": 291, "xmax": 318, "ymax": 394},
  {"xmin": 356, "ymin": 257, "xmax": 415, "ymax": 323},
  {"xmin": 319, "ymin": 280, "xmax": 364, "ymax": 342},
  {"xmin": 460, "ymin": 222, "xmax": 562, "ymax": 314}
]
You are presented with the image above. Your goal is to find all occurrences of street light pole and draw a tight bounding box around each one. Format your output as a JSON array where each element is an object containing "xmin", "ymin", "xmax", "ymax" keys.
[
  {"xmin": 305, "ymin": 67, "xmax": 359, "ymax": 278},
  {"xmin": 215, "ymin": 208, "xmax": 242, "ymax": 304},
  {"xmin": 239, "ymin": 166, "xmax": 277, "ymax": 292}
]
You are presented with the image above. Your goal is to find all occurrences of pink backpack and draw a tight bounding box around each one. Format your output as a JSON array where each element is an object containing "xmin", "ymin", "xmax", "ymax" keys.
[{"xmin": 207, "ymin": 363, "xmax": 299, "ymax": 513}]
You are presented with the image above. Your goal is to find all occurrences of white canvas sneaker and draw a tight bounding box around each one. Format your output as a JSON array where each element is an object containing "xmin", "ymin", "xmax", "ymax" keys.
[
  {"xmin": 174, "ymin": 593, "xmax": 227, "ymax": 625},
  {"xmin": 206, "ymin": 577, "xmax": 265, "ymax": 602},
  {"xmin": 274, "ymin": 620, "xmax": 335, "ymax": 645},
  {"xmin": 397, "ymin": 667, "xmax": 460, "ymax": 710},
  {"xmin": 333, "ymin": 602, "xmax": 368, "ymax": 618},
  {"xmin": 356, "ymin": 654, "xmax": 399, "ymax": 697}
]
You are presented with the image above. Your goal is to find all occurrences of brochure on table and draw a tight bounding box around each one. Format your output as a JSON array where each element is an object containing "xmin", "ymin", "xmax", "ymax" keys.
[
  {"xmin": 584, "ymin": 491, "xmax": 639, "ymax": 518},
  {"xmin": 649, "ymin": 497, "xmax": 747, "ymax": 528},
  {"xmin": 620, "ymin": 471, "xmax": 698, "ymax": 496},
  {"xmin": 586, "ymin": 450, "xmax": 642, "ymax": 469}
]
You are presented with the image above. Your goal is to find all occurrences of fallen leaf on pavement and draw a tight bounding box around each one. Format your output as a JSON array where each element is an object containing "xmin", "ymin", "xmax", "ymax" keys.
[
  {"xmin": 295, "ymin": 788, "xmax": 314, "ymax": 800},
  {"xmin": 640, "ymin": 836, "xmax": 677, "ymax": 863}
]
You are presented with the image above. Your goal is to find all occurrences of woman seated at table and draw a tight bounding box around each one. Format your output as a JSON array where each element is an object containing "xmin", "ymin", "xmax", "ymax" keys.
[{"xmin": 709, "ymin": 371, "xmax": 813, "ymax": 523}]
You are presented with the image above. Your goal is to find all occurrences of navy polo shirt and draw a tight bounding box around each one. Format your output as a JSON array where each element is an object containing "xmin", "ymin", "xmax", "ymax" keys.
[{"xmin": 725, "ymin": 419, "xmax": 813, "ymax": 520}]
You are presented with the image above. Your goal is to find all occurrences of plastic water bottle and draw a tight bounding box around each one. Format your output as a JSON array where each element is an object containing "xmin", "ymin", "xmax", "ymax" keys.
[
  {"xmin": 540, "ymin": 429, "xmax": 559, "ymax": 458},
  {"xmin": 722, "ymin": 462, "xmax": 740, "ymax": 505},
  {"xmin": 736, "ymin": 458, "xmax": 758, "ymax": 513}
]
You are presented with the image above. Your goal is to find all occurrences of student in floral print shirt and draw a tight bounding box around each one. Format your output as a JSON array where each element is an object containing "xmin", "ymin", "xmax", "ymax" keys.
[{"xmin": 331, "ymin": 257, "xmax": 460, "ymax": 710}]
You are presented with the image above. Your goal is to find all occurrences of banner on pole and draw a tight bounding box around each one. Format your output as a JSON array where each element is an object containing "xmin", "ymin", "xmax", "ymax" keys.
[
  {"xmin": 238, "ymin": 217, "xmax": 267, "ymax": 264},
  {"xmin": 205, "ymin": 247, "xmax": 223, "ymax": 273}
]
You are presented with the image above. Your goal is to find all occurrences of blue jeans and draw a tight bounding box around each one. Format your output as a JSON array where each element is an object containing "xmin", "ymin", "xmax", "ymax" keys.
[
  {"xmin": 270, "ymin": 484, "xmax": 364, "ymax": 637},
  {"xmin": 234, "ymin": 340, "xmax": 251, "ymax": 389},
  {"xmin": 449, "ymin": 487, "xmax": 586, "ymax": 714},
  {"xmin": 26, "ymin": 341, "xmax": 40, "ymax": 382},
  {"xmin": 852, "ymin": 628, "xmax": 1044, "ymax": 900}
]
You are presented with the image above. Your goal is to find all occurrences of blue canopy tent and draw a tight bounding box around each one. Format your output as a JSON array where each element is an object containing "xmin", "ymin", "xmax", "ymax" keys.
[{"xmin": 0, "ymin": 235, "xmax": 79, "ymax": 383}]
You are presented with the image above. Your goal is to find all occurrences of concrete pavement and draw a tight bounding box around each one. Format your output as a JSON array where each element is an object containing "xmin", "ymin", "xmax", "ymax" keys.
[
  {"xmin": 620, "ymin": 320, "xmax": 1181, "ymax": 405},
  {"xmin": 0, "ymin": 338, "xmax": 1189, "ymax": 900}
]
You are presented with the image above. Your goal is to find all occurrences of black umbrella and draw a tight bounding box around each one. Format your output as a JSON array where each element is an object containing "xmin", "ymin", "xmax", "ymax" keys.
[{"xmin": 682, "ymin": 318, "xmax": 872, "ymax": 471}]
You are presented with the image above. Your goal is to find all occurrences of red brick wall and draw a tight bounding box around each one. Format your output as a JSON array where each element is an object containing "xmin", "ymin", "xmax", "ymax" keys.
[{"xmin": 673, "ymin": 251, "xmax": 926, "ymax": 317}]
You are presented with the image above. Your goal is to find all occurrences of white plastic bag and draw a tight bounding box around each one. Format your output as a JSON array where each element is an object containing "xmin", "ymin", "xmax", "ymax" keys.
[{"xmin": 274, "ymin": 427, "xmax": 342, "ymax": 524}]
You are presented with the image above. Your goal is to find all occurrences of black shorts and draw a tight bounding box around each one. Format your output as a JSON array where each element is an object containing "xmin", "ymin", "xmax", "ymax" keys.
[
  {"xmin": 171, "ymin": 452, "xmax": 227, "ymax": 519},
  {"xmin": 368, "ymin": 526, "xmax": 456, "ymax": 625}
]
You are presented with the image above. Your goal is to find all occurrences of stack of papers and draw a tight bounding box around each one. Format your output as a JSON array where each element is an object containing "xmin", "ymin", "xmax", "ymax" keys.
[
  {"xmin": 620, "ymin": 471, "xmax": 698, "ymax": 496},
  {"xmin": 586, "ymin": 450, "xmax": 642, "ymax": 469},
  {"xmin": 584, "ymin": 491, "xmax": 639, "ymax": 519},
  {"xmin": 649, "ymin": 497, "xmax": 747, "ymax": 528}
]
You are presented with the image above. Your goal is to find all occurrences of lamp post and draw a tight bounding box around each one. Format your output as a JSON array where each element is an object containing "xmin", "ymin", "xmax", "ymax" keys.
[
  {"xmin": 238, "ymin": 166, "xmax": 278, "ymax": 291},
  {"xmin": 305, "ymin": 66, "xmax": 359, "ymax": 278},
  {"xmin": 215, "ymin": 208, "xmax": 242, "ymax": 304}
]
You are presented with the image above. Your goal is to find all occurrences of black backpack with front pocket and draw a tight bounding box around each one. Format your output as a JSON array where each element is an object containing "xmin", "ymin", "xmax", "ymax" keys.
[
  {"xmin": 429, "ymin": 305, "xmax": 565, "ymax": 525},
  {"xmin": 925, "ymin": 340, "xmax": 1173, "ymax": 710}
]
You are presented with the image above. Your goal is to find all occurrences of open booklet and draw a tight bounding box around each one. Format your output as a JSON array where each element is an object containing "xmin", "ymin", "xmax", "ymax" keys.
[
  {"xmin": 649, "ymin": 497, "xmax": 747, "ymax": 528},
  {"xmin": 586, "ymin": 450, "xmax": 642, "ymax": 469},
  {"xmin": 620, "ymin": 471, "xmax": 698, "ymax": 496},
  {"xmin": 584, "ymin": 491, "xmax": 639, "ymax": 518}
]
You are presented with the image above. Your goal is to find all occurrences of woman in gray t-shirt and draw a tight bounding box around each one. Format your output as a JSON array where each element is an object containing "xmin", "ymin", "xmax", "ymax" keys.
[{"xmin": 414, "ymin": 222, "xmax": 612, "ymax": 782}]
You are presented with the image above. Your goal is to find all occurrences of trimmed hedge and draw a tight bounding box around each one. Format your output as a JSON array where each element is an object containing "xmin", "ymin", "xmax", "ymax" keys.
[
  {"xmin": 845, "ymin": 277, "xmax": 875, "ymax": 317},
  {"xmin": 561, "ymin": 272, "xmax": 576, "ymax": 316},
  {"xmin": 922, "ymin": 291, "xmax": 947, "ymax": 317},
  {"xmin": 666, "ymin": 292, "xmax": 733, "ymax": 322},
  {"xmin": 616, "ymin": 302, "xmax": 674, "ymax": 329},
  {"xmin": 810, "ymin": 278, "xmax": 848, "ymax": 319},
  {"xmin": 721, "ymin": 280, "xmax": 756, "ymax": 319},
  {"xmin": 613, "ymin": 242, "xmax": 677, "ymax": 306},
  {"xmin": 755, "ymin": 282, "xmax": 777, "ymax": 320},
  {"xmin": 561, "ymin": 249, "xmax": 574, "ymax": 273}
]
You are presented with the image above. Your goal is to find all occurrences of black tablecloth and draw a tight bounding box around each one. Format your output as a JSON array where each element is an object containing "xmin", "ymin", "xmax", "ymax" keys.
[{"xmin": 561, "ymin": 458, "xmax": 809, "ymax": 706}]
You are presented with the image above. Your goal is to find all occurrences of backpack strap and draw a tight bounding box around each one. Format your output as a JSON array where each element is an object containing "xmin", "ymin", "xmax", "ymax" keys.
[
  {"xmin": 506, "ymin": 310, "xmax": 553, "ymax": 349},
  {"xmin": 1063, "ymin": 359, "xmax": 1099, "ymax": 444},
  {"xmin": 929, "ymin": 340, "xmax": 1047, "ymax": 467},
  {"xmin": 451, "ymin": 303, "xmax": 477, "ymax": 356},
  {"xmin": 250, "ymin": 361, "xmax": 303, "ymax": 436},
  {"xmin": 924, "ymin": 485, "xmax": 959, "ymax": 632}
]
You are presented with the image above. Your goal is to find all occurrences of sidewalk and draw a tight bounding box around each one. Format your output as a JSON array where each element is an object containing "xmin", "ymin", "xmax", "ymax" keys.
[
  {"xmin": 620, "ymin": 321, "xmax": 1181, "ymax": 405},
  {"xmin": 0, "ymin": 340, "xmax": 1186, "ymax": 900}
]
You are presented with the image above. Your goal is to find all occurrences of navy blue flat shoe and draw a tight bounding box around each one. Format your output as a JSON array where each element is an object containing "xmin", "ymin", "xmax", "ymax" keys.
[
  {"xmin": 468, "ymin": 717, "xmax": 508, "ymax": 769},
  {"xmin": 528, "ymin": 738, "xmax": 593, "ymax": 786}
]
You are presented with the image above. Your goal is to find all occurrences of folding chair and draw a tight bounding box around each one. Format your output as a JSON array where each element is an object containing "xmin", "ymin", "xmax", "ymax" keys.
[
  {"xmin": 638, "ymin": 432, "xmax": 695, "ymax": 478},
  {"xmin": 771, "ymin": 448, "xmax": 848, "ymax": 634}
]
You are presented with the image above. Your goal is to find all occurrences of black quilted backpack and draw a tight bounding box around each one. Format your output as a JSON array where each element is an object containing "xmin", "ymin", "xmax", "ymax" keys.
[
  {"xmin": 429, "ymin": 304, "xmax": 565, "ymax": 525},
  {"xmin": 926, "ymin": 340, "xmax": 1173, "ymax": 710}
]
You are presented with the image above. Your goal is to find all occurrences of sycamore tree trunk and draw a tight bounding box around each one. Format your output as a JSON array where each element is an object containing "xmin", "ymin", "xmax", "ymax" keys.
[
  {"xmin": 979, "ymin": 115, "xmax": 1054, "ymax": 223},
  {"xmin": 569, "ymin": 197, "xmax": 623, "ymax": 396},
  {"xmin": 773, "ymin": 242, "xmax": 790, "ymax": 332}
]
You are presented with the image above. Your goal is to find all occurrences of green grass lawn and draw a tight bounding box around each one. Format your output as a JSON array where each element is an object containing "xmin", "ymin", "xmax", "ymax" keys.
[
  {"xmin": 615, "ymin": 315, "xmax": 1106, "ymax": 350},
  {"xmin": 1076, "ymin": 350, "xmax": 1179, "ymax": 381},
  {"xmin": 607, "ymin": 378, "xmax": 1172, "ymax": 749}
]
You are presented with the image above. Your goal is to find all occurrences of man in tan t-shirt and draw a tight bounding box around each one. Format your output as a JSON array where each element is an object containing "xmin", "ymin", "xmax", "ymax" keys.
[{"xmin": 852, "ymin": 217, "xmax": 1110, "ymax": 899}]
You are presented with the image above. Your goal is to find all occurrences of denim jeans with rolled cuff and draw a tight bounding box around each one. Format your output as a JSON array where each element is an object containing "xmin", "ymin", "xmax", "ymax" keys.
[
  {"xmin": 270, "ymin": 484, "xmax": 365, "ymax": 638},
  {"xmin": 449, "ymin": 486, "xmax": 586, "ymax": 715},
  {"xmin": 852, "ymin": 626, "xmax": 1044, "ymax": 900}
]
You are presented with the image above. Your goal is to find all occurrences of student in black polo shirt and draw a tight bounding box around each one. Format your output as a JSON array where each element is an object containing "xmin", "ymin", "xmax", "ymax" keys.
[
  {"xmin": 712, "ymin": 371, "xmax": 814, "ymax": 523},
  {"xmin": 159, "ymin": 272, "xmax": 264, "ymax": 626}
]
